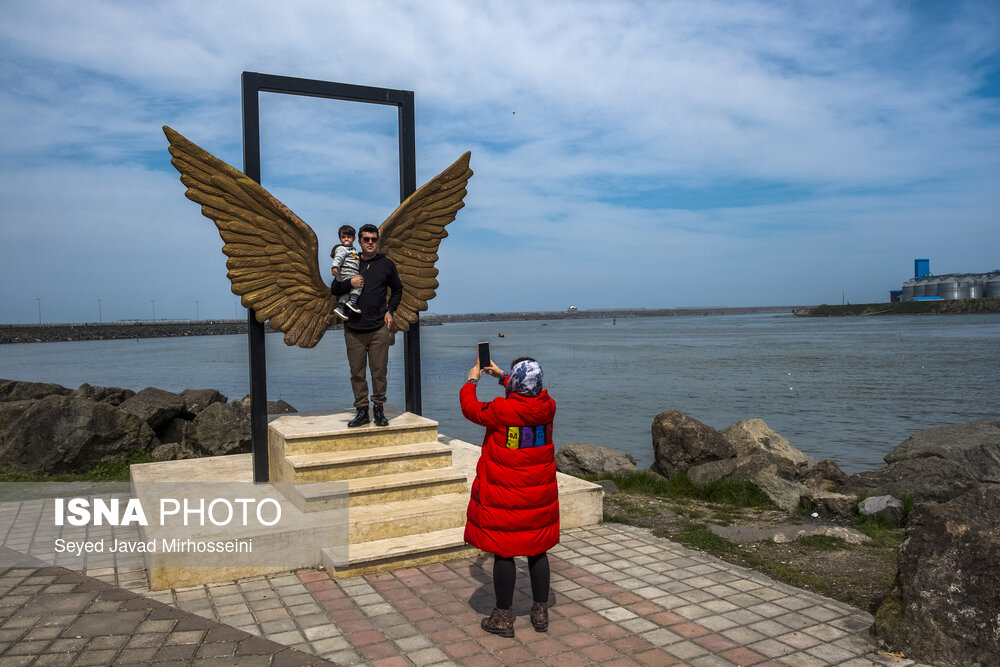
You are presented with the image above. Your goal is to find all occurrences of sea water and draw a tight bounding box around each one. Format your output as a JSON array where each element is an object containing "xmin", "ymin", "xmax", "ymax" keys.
[{"xmin": 2, "ymin": 313, "xmax": 998, "ymax": 473}]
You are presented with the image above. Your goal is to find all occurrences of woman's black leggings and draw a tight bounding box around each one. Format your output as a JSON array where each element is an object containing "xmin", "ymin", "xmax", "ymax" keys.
[{"xmin": 493, "ymin": 552, "xmax": 549, "ymax": 610}]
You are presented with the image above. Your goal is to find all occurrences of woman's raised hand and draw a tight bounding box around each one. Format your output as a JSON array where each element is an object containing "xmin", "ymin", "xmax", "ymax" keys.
[{"xmin": 483, "ymin": 361, "xmax": 505, "ymax": 378}]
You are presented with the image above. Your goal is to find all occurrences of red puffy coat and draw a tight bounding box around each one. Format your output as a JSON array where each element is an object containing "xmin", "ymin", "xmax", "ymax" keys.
[{"xmin": 461, "ymin": 380, "xmax": 559, "ymax": 558}]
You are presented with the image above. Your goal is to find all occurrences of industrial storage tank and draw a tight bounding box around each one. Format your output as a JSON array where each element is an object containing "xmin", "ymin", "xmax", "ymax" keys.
[
  {"xmin": 987, "ymin": 278, "xmax": 1000, "ymax": 298},
  {"xmin": 926, "ymin": 278, "xmax": 944, "ymax": 298},
  {"xmin": 961, "ymin": 281, "xmax": 981, "ymax": 299},
  {"xmin": 911, "ymin": 281, "xmax": 927, "ymax": 298},
  {"xmin": 901, "ymin": 283, "xmax": 915, "ymax": 301},
  {"xmin": 938, "ymin": 280, "xmax": 960, "ymax": 300}
]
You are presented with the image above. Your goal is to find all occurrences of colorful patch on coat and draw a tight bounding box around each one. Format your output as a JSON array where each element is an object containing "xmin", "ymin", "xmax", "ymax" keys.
[{"xmin": 505, "ymin": 423, "xmax": 553, "ymax": 449}]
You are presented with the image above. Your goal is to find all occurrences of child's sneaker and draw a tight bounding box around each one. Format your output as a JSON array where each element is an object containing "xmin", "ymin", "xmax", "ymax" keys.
[
  {"xmin": 333, "ymin": 306, "xmax": 348, "ymax": 321},
  {"xmin": 345, "ymin": 299, "xmax": 361, "ymax": 314}
]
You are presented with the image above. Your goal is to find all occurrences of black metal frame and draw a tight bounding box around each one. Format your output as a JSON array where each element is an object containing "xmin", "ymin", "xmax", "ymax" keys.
[{"xmin": 241, "ymin": 72, "xmax": 420, "ymax": 483}]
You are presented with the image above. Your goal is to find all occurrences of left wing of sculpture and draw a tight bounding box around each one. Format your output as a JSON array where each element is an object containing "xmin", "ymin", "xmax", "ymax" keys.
[
  {"xmin": 163, "ymin": 126, "xmax": 338, "ymax": 348},
  {"xmin": 379, "ymin": 152, "xmax": 473, "ymax": 333}
]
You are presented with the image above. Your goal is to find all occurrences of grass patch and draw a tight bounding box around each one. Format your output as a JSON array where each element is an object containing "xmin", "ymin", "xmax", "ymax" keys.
[
  {"xmin": 900, "ymin": 494, "xmax": 915, "ymax": 525},
  {"xmin": 852, "ymin": 515, "xmax": 906, "ymax": 548},
  {"xmin": 674, "ymin": 521, "xmax": 740, "ymax": 554},
  {"xmin": 796, "ymin": 534, "xmax": 847, "ymax": 550},
  {"xmin": 0, "ymin": 451, "xmax": 155, "ymax": 484},
  {"xmin": 585, "ymin": 470, "xmax": 772, "ymax": 508}
]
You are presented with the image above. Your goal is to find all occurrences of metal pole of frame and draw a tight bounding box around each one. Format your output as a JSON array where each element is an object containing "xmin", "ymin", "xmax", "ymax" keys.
[
  {"xmin": 398, "ymin": 93, "xmax": 421, "ymax": 416},
  {"xmin": 241, "ymin": 73, "xmax": 269, "ymax": 484},
  {"xmin": 240, "ymin": 72, "xmax": 419, "ymax": 483}
]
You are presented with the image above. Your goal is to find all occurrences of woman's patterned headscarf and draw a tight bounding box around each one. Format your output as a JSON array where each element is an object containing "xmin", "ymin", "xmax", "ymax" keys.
[{"xmin": 506, "ymin": 360, "xmax": 543, "ymax": 397}]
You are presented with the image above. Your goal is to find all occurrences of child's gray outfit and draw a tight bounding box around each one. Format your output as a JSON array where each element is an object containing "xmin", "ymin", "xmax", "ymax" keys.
[{"xmin": 332, "ymin": 245, "xmax": 362, "ymax": 310}]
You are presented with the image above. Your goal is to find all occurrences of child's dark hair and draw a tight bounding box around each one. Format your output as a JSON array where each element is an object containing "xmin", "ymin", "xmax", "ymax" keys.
[
  {"xmin": 510, "ymin": 356, "xmax": 536, "ymax": 368},
  {"xmin": 338, "ymin": 225, "xmax": 356, "ymax": 238}
]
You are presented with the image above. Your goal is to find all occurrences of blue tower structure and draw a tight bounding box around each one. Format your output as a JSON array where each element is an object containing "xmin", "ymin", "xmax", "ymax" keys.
[{"xmin": 914, "ymin": 258, "xmax": 930, "ymax": 278}]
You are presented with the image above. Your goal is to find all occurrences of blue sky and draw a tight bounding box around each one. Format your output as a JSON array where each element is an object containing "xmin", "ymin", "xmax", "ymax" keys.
[{"xmin": 1, "ymin": 0, "xmax": 998, "ymax": 323}]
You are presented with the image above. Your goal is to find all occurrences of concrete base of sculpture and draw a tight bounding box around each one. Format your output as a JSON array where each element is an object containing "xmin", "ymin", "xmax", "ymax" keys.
[{"xmin": 132, "ymin": 408, "xmax": 603, "ymax": 590}]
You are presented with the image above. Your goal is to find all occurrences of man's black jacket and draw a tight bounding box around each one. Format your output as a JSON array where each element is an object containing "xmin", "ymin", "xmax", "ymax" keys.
[{"xmin": 331, "ymin": 252, "xmax": 403, "ymax": 332}]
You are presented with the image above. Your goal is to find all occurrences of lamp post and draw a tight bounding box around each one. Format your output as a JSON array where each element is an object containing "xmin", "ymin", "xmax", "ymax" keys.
[
  {"xmin": 196, "ymin": 300, "xmax": 200, "ymax": 320},
  {"xmin": 35, "ymin": 298, "xmax": 41, "ymax": 324},
  {"xmin": 98, "ymin": 298, "xmax": 102, "ymax": 323}
]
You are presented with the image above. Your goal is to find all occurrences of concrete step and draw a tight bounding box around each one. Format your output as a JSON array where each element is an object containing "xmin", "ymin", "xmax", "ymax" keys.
[
  {"xmin": 280, "ymin": 441, "xmax": 453, "ymax": 483},
  {"xmin": 322, "ymin": 526, "xmax": 480, "ymax": 578},
  {"xmin": 278, "ymin": 468, "xmax": 469, "ymax": 512},
  {"xmin": 347, "ymin": 492, "xmax": 469, "ymax": 543},
  {"xmin": 267, "ymin": 408, "xmax": 439, "ymax": 472}
]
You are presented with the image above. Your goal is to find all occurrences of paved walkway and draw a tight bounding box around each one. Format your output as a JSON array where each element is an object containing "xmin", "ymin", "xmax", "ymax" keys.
[{"xmin": 0, "ymin": 524, "xmax": 926, "ymax": 666}]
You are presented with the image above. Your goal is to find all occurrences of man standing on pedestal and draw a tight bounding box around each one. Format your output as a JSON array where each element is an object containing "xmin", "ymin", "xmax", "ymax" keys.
[{"xmin": 332, "ymin": 223, "xmax": 403, "ymax": 427}]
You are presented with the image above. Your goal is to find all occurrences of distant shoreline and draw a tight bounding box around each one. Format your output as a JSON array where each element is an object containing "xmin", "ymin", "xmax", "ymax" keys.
[
  {"xmin": 4, "ymin": 300, "xmax": 998, "ymax": 344},
  {"xmin": 1, "ymin": 306, "xmax": 808, "ymax": 344},
  {"xmin": 802, "ymin": 298, "xmax": 1000, "ymax": 317}
]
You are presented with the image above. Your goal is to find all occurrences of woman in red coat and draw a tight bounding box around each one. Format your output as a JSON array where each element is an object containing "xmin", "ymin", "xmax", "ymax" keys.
[{"xmin": 462, "ymin": 357, "xmax": 558, "ymax": 638}]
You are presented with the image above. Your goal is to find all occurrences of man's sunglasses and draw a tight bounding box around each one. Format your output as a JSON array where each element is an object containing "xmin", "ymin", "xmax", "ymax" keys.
[{"xmin": 360, "ymin": 236, "xmax": 378, "ymax": 243}]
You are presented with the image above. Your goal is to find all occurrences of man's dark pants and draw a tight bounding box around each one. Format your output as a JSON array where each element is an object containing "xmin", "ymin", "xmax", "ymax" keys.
[{"xmin": 344, "ymin": 325, "xmax": 391, "ymax": 409}]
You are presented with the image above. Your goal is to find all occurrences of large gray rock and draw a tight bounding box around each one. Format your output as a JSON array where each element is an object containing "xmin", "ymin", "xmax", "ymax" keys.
[
  {"xmin": 874, "ymin": 486, "xmax": 1000, "ymax": 665},
  {"xmin": 0, "ymin": 379, "xmax": 71, "ymax": 402},
  {"xmin": 189, "ymin": 402, "xmax": 251, "ymax": 456},
  {"xmin": 798, "ymin": 459, "xmax": 848, "ymax": 491},
  {"xmin": 0, "ymin": 395, "xmax": 156, "ymax": 473},
  {"xmin": 651, "ymin": 411, "xmax": 734, "ymax": 478},
  {"xmin": 885, "ymin": 419, "xmax": 1000, "ymax": 484},
  {"xmin": 555, "ymin": 443, "xmax": 637, "ymax": 477},
  {"xmin": 0, "ymin": 400, "xmax": 35, "ymax": 446},
  {"xmin": 721, "ymin": 418, "xmax": 809, "ymax": 471},
  {"xmin": 179, "ymin": 388, "xmax": 227, "ymax": 416},
  {"xmin": 686, "ymin": 459, "xmax": 738, "ymax": 487},
  {"xmin": 235, "ymin": 395, "xmax": 298, "ymax": 415},
  {"xmin": 118, "ymin": 387, "xmax": 185, "ymax": 430},
  {"xmin": 801, "ymin": 489, "xmax": 857, "ymax": 519},
  {"xmin": 729, "ymin": 449, "xmax": 808, "ymax": 511},
  {"xmin": 151, "ymin": 441, "xmax": 198, "ymax": 462},
  {"xmin": 841, "ymin": 457, "xmax": 980, "ymax": 503},
  {"xmin": 73, "ymin": 383, "xmax": 136, "ymax": 406}
]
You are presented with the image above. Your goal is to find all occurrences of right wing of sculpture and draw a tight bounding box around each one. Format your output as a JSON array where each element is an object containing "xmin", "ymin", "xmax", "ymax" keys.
[
  {"xmin": 163, "ymin": 126, "xmax": 337, "ymax": 348},
  {"xmin": 379, "ymin": 152, "xmax": 473, "ymax": 333}
]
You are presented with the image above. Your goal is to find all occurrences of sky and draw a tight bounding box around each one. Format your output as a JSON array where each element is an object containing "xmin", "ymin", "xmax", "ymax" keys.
[{"xmin": 1, "ymin": 0, "xmax": 998, "ymax": 324}]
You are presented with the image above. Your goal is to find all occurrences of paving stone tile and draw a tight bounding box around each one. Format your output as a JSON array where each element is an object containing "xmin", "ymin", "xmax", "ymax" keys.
[
  {"xmin": 719, "ymin": 625, "xmax": 767, "ymax": 646},
  {"xmin": 620, "ymin": 617, "xmax": 659, "ymax": 634},
  {"xmin": 803, "ymin": 623, "xmax": 848, "ymax": 642},
  {"xmin": 777, "ymin": 630, "xmax": 823, "ymax": 649},
  {"xmin": 779, "ymin": 651, "xmax": 828, "ymax": 666},
  {"xmin": 800, "ymin": 605, "xmax": 843, "ymax": 623},
  {"xmin": 748, "ymin": 638, "xmax": 798, "ymax": 658},
  {"xmin": 311, "ymin": 634, "xmax": 352, "ymax": 653},
  {"xmin": 407, "ymin": 646, "xmax": 450, "ymax": 665},
  {"xmin": 749, "ymin": 618, "xmax": 796, "ymax": 637},
  {"xmin": 599, "ymin": 606, "xmax": 639, "ymax": 622}
]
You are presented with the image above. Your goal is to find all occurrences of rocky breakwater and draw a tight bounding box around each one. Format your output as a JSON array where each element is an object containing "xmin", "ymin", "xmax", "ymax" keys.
[
  {"xmin": 0, "ymin": 378, "xmax": 297, "ymax": 473},
  {"xmin": 557, "ymin": 411, "xmax": 999, "ymax": 665},
  {"xmin": 0, "ymin": 321, "xmax": 263, "ymax": 344}
]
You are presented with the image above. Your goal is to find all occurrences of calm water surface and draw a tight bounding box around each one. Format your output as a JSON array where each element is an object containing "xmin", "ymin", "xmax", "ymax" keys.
[{"xmin": 2, "ymin": 313, "xmax": 998, "ymax": 474}]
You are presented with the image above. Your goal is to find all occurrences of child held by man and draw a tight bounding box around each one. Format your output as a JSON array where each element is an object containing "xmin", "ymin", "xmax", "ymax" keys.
[{"xmin": 330, "ymin": 225, "xmax": 363, "ymax": 321}]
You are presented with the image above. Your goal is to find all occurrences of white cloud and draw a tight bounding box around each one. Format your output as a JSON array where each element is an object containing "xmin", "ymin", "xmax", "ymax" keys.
[{"xmin": 1, "ymin": 0, "xmax": 998, "ymax": 322}]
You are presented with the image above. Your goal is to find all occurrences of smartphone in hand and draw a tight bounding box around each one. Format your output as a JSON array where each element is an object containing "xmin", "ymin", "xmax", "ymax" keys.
[{"xmin": 478, "ymin": 341, "xmax": 490, "ymax": 369}]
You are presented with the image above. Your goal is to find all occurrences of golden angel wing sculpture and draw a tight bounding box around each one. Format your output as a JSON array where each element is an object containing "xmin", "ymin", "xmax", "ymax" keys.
[{"xmin": 163, "ymin": 126, "xmax": 472, "ymax": 348}]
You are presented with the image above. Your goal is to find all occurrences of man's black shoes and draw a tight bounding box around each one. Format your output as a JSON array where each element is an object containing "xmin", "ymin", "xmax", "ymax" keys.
[
  {"xmin": 373, "ymin": 404, "xmax": 389, "ymax": 427},
  {"xmin": 347, "ymin": 407, "xmax": 369, "ymax": 427}
]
